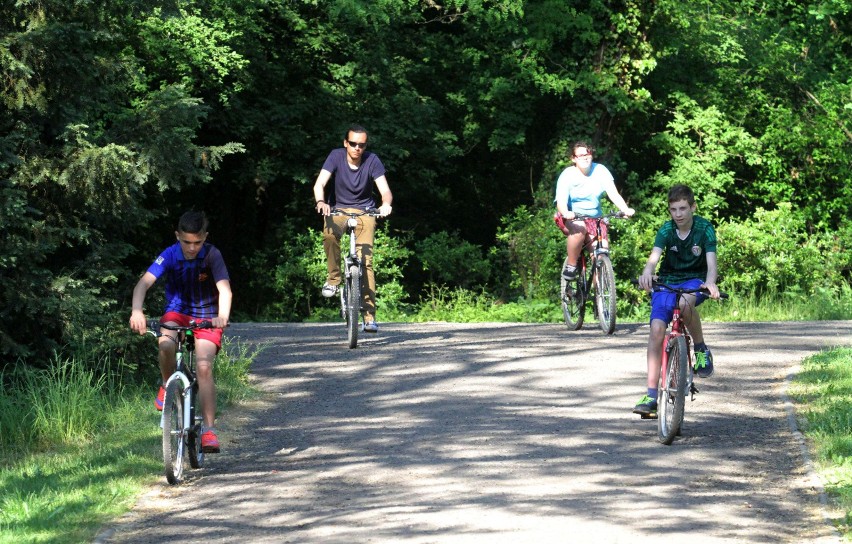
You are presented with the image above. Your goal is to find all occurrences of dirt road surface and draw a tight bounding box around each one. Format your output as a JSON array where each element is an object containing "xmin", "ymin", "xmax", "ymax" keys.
[{"xmin": 97, "ymin": 321, "xmax": 852, "ymax": 543}]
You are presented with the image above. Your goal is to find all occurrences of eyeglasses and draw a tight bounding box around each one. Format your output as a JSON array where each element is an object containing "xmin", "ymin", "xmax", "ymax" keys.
[
  {"xmin": 574, "ymin": 153, "xmax": 592, "ymax": 159},
  {"xmin": 347, "ymin": 140, "xmax": 367, "ymax": 149}
]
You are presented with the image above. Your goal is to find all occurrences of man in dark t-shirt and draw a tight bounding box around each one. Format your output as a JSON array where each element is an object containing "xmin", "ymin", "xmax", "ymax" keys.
[
  {"xmin": 633, "ymin": 184, "xmax": 721, "ymax": 418},
  {"xmin": 313, "ymin": 124, "xmax": 393, "ymax": 333}
]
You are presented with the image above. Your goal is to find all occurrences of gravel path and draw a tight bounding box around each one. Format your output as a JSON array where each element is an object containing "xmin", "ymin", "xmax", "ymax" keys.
[{"xmin": 97, "ymin": 321, "xmax": 852, "ymax": 543}]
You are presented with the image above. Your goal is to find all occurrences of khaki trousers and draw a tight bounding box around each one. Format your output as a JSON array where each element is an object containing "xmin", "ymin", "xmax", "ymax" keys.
[{"xmin": 323, "ymin": 209, "xmax": 377, "ymax": 319}]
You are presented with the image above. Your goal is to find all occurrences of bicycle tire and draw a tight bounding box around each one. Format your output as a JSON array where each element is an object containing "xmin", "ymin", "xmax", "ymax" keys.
[
  {"xmin": 594, "ymin": 254, "xmax": 617, "ymax": 335},
  {"xmin": 658, "ymin": 335, "xmax": 688, "ymax": 444},
  {"xmin": 187, "ymin": 384, "xmax": 204, "ymax": 469},
  {"xmin": 162, "ymin": 379, "xmax": 186, "ymax": 484},
  {"xmin": 347, "ymin": 264, "xmax": 360, "ymax": 349},
  {"xmin": 560, "ymin": 256, "xmax": 585, "ymax": 330}
]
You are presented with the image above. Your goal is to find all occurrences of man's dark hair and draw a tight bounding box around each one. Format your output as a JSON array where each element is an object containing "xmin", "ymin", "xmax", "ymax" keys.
[
  {"xmin": 571, "ymin": 140, "xmax": 595, "ymax": 157},
  {"xmin": 345, "ymin": 124, "xmax": 368, "ymax": 140},
  {"xmin": 178, "ymin": 210, "xmax": 209, "ymax": 234},
  {"xmin": 668, "ymin": 184, "xmax": 695, "ymax": 206}
]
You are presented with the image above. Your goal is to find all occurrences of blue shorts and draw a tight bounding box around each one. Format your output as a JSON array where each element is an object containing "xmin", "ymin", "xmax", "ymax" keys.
[{"xmin": 649, "ymin": 279, "xmax": 708, "ymax": 324}]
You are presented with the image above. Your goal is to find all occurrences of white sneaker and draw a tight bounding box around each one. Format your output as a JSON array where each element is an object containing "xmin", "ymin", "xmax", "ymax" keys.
[{"xmin": 321, "ymin": 283, "xmax": 339, "ymax": 298}]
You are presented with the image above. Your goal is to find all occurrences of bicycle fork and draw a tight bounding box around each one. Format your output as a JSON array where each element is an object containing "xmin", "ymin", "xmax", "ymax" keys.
[{"xmin": 159, "ymin": 369, "xmax": 199, "ymax": 433}]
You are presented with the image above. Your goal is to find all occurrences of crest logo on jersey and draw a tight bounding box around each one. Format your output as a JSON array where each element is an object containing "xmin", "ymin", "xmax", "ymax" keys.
[
  {"xmin": 692, "ymin": 245, "xmax": 702, "ymax": 256},
  {"xmin": 155, "ymin": 256, "xmax": 164, "ymax": 266},
  {"xmin": 669, "ymin": 245, "xmax": 679, "ymax": 253}
]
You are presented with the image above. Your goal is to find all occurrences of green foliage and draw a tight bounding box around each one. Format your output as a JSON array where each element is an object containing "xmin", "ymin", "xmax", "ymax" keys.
[
  {"xmin": 715, "ymin": 203, "xmax": 849, "ymax": 296},
  {"xmin": 416, "ymin": 231, "xmax": 491, "ymax": 289},
  {"xmin": 495, "ymin": 205, "xmax": 565, "ymax": 300},
  {"xmin": 412, "ymin": 284, "xmax": 561, "ymax": 323},
  {"xmin": 789, "ymin": 347, "xmax": 852, "ymax": 539},
  {"xmin": 243, "ymin": 220, "xmax": 412, "ymax": 321}
]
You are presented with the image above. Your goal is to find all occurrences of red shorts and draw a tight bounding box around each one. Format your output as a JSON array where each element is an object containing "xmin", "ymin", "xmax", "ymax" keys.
[
  {"xmin": 553, "ymin": 213, "xmax": 609, "ymax": 240},
  {"xmin": 161, "ymin": 311, "xmax": 223, "ymax": 350}
]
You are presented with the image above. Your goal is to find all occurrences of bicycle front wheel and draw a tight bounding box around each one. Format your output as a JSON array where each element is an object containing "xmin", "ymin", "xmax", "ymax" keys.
[
  {"xmin": 560, "ymin": 256, "xmax": 585, "ymax": 330},
  {"xmin": 162, "ymin": 379, "xmax": 186, "ymax": 484},
  {"xmin": 658, "ymin": 335, "xmax": 688, "ymax": 445},
  {"xmin": 347, "ymin": 264, "xmax": 360, "ymax": 349},
  {"xmin": 594, "ymin": 254, "xmax": 617, "ymax": 335}
]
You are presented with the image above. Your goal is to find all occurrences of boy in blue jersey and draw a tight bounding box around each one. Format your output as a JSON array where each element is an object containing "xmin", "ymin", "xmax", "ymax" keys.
[
  {"xmin": 633, "ymin": 185, "xmax": 720, "ymax": 417},
  {"xmin": 554, "ymin": 141, "xmax": 634, "ymax": 280},
  {"xmin": 129, "ymin": 210, "xmax": 232, "ymax": 452}
]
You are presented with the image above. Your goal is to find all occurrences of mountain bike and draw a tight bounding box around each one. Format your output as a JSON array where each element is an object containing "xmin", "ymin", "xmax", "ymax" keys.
[
  {"xmin": 637, "ymin": 279, "xmax": 729, "ymax": 445},
  {"xmin": 330, "ymin": 208, "xmax": 382, "ymax": 349},
  {"xmin": 147, "ymin": 319, "xmax": 212, "ymax": 484},
  {"xmin": 559, "ymin": 212, "xmax": 627, "ymax": 334}
]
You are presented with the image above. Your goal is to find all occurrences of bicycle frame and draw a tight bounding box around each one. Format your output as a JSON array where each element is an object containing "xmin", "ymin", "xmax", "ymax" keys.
[
  {"xmin": 560, "ymin": 212, "xmax": 624, "ymax": 334},
  {"xmin": 644, "ymin": 280, "xmax": 729, "ymax": 444},
  {"xmin": 148, "ymin": 320, "xmax": 210, "ymax": 483},
  {"xmin": 575, "ymin": 215, "xmax": 613, "ymax": 300},
  {"xmin": 329, "ymin": 208, "xmax": 381, "ymax": 348},
  {"xmin": 660, "ymin": 301, "xmax": 695, "ymax": 403},
  {"xmin": 160, "ymin": 334, "xmax": 200, "ymax": 440}
]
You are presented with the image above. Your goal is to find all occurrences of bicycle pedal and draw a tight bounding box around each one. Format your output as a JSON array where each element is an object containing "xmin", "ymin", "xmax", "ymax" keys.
[{"xmin": 640, "ymin": 412, "xmax": 658, "ymax": 420}]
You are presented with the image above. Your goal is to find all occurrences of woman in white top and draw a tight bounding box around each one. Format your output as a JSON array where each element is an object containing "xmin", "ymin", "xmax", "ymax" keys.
[{"xmin": 554, "ymin": 141, "xmax": 635, "ymax": 280}]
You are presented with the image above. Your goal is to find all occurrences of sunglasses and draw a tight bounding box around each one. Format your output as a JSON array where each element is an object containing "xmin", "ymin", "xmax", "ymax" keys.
[{"xmin": 347, "ymin": 140, "xmax": 367, "ymax": 149}]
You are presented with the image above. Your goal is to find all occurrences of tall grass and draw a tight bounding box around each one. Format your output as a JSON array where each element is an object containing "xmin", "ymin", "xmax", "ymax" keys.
[{"xmin": 0, "ymin": 336, "xmax": 260, "ymax": 544}]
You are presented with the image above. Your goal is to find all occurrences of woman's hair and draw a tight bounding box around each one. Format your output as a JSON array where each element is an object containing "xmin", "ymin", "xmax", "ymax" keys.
[{"xmin": 571, "ymin": 141, "xmax": 595, "ymax": 157}]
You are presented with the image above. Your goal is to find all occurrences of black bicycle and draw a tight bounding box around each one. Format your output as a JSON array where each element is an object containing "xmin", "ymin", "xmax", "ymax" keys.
[
  {"xmin": 560, "ymin": 211, "xmax": 627, "ymax": 334},
  {"xmin": 147, "ymin": 320, "xmax": 211, "ymax": 484},
  {"xmin": 330, "ymin": 208, "xmax": 382, "ymax": 349}
]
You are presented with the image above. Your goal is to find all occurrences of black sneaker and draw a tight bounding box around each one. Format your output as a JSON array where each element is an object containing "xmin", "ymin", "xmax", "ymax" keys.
[
  {"xmin": 632, "ymin": 394, "xmax": 658, "ymax": 417},
  {"xmin": 562, "ymin": 266, "xmax": 577, "ymax": 281}
]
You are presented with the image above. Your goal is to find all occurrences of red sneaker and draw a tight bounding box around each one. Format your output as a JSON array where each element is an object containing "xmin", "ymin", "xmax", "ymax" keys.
[
  {"xmin": 154, "ymin": 385, "xmax": 166, "ymax": 411},
  {"xmin": 201, "ymin": 430, "xmax": 220, "ymax": 453}
]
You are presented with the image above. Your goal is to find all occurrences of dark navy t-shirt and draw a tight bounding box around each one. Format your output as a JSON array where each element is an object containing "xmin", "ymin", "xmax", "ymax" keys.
[
  {"xmin": 147, "ymin": 242, "xmax": 229, "ymax": 318},
  {"xmin": 321, "ymin": 148, "xmax": 386, "ymax": 209}
]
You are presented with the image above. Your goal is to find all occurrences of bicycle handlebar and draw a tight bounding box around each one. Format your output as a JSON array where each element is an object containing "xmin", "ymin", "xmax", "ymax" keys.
[
  {"xmin": 570, "ymin": 211, "xmax": 629, "ymax": 220},
  {"xmin": 146, "ymin": 320, "xmax": 215, "ymax": 336},
  {"xmin": 631, "ymin": 278, "xmax": 729, "ymax": 299},
  {"xmin": 329, "ymin": 207, "xmax": 383, "ymax": 217}
]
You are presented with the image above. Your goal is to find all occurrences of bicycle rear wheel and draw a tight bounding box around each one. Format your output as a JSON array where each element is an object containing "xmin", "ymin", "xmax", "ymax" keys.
[
  {"xmin": 658, "ymin": 335, "xmax": 688, "ymax": 444},
  {"xmin": 347, "ymin": 264, "xmax": 360, "ymax": 349},
  {"xmin": 560, "ymin": 256, "xmax": 585, "ymax": 330},
  {"xmin": 594, "ymin": 254, "xmax": 617, "ymax": 335},
  {"xmin": 187, "ymin": 383, "xmax": 204, "ymax": 469},
  {"xmin": 162, "ymin": 379, "xmax": 186, "ymax": 484}
]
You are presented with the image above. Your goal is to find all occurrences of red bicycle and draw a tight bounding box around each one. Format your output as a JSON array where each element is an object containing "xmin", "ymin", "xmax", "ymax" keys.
[
  {"xmin": 640, "ymin": 279, "xmax": 728, "ymax": 444},
  {"xmin": 558, "ymin": 211, "xmax": 627, "ymax": 334}
]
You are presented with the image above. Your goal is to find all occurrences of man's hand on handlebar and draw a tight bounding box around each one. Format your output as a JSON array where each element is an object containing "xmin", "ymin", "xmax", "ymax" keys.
[
  {"xmin": 378, "ymin": 204, "xmax": 392, "ymax": 217},
  {"xmin": 316, "ymin": 201, "xmax": 331, "ymax": 216}
]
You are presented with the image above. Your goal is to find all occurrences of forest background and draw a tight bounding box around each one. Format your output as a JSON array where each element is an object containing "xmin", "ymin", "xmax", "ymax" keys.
[{"xmin": 2, "ymin": 0, "xmax": 852, "ymax": 374}]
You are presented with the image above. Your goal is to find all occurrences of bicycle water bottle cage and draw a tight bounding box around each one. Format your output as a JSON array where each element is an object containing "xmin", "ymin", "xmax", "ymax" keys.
[{"xmin": 347, "ymin": 218, "xmax": 358, "ymax": 229}]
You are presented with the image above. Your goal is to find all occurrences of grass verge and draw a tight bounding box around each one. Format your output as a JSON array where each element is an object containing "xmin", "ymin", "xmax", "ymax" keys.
[
  {"xmin": 788, "ymin": 347, "xmax": 852, "ymax": 540},
  {"xmin": 0, "ymin": 335, "xmax": 261, "ymax": 544}
]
